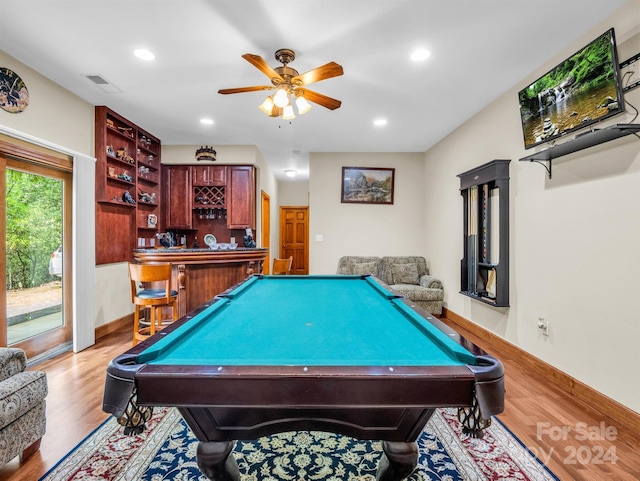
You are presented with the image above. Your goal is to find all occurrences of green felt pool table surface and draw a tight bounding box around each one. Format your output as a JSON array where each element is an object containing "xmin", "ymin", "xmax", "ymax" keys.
[
  {"xmin": 104, "ymin": 274, "xmax": 505, "ymax": 481},
  {"xmin": 138, "ymin": 274, "xmax": 476, "ymax": 367}
]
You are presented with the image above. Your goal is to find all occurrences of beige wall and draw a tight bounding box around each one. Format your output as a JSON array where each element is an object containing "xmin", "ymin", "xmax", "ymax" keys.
[
  {"xmin": 0, "ymin": 50, "xmax": 101, "ymax": 348},
  {"xmin": 278, "ymin": 180, "xmax": 309, "ymax": 207},
  {"xmin": 0, "ymin": 51, "xmax": 94, "ymax": 155},
  {"xmin": 421, "ymin": 3, "xmax": 640, "ymax": 412},
  {"xmin": 308, "ymin": 152, "xmax": 426, "ymax": 273}
]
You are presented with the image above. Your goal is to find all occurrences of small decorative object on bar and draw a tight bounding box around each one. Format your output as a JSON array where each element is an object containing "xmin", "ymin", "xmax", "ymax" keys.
[
  {"xmin": 0, "ymin": 67, "xmax": 29, "ymax": 113},
  {"xmin": 204, "ymin": 233, "xmax": 217, "ymax": 248},
  {"xmin": 195, "ymin": 145, "xmax": 217, "ymax": 162},
  {"xmin": 341, "ymin": 167, "xmax": 395, "ymax": 204},
  {"xmin": 243, "ymin": 226, "xmax": 256, "ymax": 248},
  {"xmin": 156, "ymin": 232, "xmax": 175, "ymax": 248}
]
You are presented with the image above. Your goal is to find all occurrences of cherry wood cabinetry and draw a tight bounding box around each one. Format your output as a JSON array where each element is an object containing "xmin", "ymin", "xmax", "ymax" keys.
[
  {"xmin": 95, "ymin": 106, "xmax": 161, "ymax": 264},
  {"xmin": 162, "ymin": 164, "xmax": 256, "ymax": 244},
  {"xmin": 192, "ymin": 165, "xmax": 226, "ymax": 186},
  {"xmin": 226, "ymin": 165, "xmax": 255, "ymax": 229},
  {"xmin": 164, "ymin": 165, "xmax": 192, "ymax": 230}
]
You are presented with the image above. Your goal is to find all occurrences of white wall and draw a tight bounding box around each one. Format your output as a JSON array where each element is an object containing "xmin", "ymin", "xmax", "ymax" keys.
[
  {"xmin": 421, "ymin": 3, "xmax": 640, "ymax": 412},
  {"xmin": 309, "ymin": 152, "xmax": 426, "ymax": 274}
]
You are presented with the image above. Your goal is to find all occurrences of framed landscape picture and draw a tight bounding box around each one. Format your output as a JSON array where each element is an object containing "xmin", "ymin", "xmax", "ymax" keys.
[{"xmin": 341, "ymin": 167, "xmax": 395, "ymax": 204}]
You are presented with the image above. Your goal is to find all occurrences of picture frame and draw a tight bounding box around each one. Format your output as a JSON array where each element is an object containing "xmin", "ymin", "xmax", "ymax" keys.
[{"xmin": 341, "ymin": 167, "xmax": 395, "ymax": 204}]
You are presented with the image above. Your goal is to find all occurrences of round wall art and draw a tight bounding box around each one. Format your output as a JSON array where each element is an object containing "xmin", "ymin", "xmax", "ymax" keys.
[{"xmin": 0, "ymin": 67, "xmax": 29, "ymax": 113}]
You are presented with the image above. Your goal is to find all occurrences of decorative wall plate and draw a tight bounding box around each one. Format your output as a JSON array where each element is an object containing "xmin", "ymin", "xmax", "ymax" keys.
[
  {"xmin": 0, "ymin": 67, "xmax": 29, "ymax": 113},
  {"xmin": 204, "ymin": 234, "xmax": 217, "ymax": 247}
]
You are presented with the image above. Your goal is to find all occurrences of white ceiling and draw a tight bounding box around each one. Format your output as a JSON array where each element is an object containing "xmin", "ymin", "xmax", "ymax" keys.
[{"xmin": 0, "ymin": 0, "xmax": 629, "ymax": 180}]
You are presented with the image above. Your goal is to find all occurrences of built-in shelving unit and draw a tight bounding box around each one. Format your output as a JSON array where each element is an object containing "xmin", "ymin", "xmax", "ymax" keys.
[
  {"xmin": 95, "ymin": 106, "xmax": 161, "ymax": 264},
  {"xmin": 519, "ymin": 123, "xmax": 640, "ymax": 178},
  {"xmin": 458, "ymin": 159, "xmax": 510, "ymax": 307}
]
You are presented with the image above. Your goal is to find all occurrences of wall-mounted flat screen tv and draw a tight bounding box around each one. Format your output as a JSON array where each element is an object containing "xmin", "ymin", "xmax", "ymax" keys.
[{"xmin": 518, "ymin": 28, "xmax": 625, "ymax": 150}]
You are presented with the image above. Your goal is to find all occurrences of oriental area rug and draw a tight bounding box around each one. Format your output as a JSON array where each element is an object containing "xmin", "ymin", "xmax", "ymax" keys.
[{"xmin": 40, "ymin": 407, "xmax": 558, "ymax": 481}]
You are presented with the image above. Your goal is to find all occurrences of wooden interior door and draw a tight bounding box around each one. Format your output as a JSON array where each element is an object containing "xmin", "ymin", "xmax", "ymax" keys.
[
  {"xmin": 279, "ymin": 206, "xmax": 308, "ymax": 275},
  {"xmin": 261, "ymin": 191, "xmax": 270, "ymax": 274}
]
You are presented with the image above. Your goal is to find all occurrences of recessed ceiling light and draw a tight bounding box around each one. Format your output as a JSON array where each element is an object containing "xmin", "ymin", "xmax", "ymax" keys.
[
  {"xmin": 200, "ymin": 118, "xmax": 214, "ymax": 125},
  {"xmin": 133, "ymin": 48, "xmax": 155, "ymax": 61},
  {"xmin": 410, "ymin": 49, "xmax": 431, "ymax": 62},
  {"xmin": 285, "ymin": 170, "xmax": 297, "ymax": 177},
  {"xmin": 374, "ymin": 118, "xmax": 388, "ymax": 126}
]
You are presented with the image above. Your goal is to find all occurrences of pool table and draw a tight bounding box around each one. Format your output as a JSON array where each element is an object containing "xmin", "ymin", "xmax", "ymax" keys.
[{"xmin": 104, "ymin": 275, "xmax": 504, "ymax": 481}]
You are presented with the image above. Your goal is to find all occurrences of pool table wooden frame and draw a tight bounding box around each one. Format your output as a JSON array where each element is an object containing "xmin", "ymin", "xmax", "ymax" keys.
[{"xmin": 104, "ymin": 275, "xmax": 504, "ymax": 481}]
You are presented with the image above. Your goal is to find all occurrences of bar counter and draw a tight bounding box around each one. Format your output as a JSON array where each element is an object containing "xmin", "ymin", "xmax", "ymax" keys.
[{"xmin": 133, "ymin": 247, "xmax": 269, "ymax": 317}]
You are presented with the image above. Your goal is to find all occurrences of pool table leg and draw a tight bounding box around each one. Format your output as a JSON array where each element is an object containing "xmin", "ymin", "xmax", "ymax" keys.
[
  {"xmin": 196, "ymin": 440, "xmax": 240, "ymax": 481},
  {"xmin": 376, "ymin": 441, "xmax": 418, "ymax": 481}
]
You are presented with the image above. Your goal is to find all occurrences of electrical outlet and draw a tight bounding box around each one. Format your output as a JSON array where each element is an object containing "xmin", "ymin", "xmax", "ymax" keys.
[{"xmin": 537, "ymin": 318, "xmax": 549, "ymax": 336}]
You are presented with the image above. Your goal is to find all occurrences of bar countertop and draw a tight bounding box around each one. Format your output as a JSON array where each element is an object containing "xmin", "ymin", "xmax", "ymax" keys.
[
  {"xmin": 133, "ymin": 247, "xmax": 268, "ymax": 264},
  {"xmin": 133, "ymin": 247, "xmax": 269, "ymax": 316}
]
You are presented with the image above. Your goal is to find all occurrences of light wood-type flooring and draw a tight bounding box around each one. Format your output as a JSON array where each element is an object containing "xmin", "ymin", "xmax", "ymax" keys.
[{"xmin": 0, "ymin": 319, "xmax": 638, "ymax": 481}]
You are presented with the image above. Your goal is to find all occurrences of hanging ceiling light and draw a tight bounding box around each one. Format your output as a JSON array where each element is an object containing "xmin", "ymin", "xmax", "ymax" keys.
[
  {"xmin": 259, "ymin": 96, "xmax": 275, "ymax": 115},
  {"xmin": 258, "ymin": 95, "xmax": 282, "ymax": 117},
  {"xmin": 273, "ymin": 88, "xmax": 289, "ymax": 108},
  {"xmin": 282, "ymin": 104, "xmax": 296, "ymax": 120},
  {"xmin": 295, "ymin": 91, "xmax": 311, "ymax": 115}
]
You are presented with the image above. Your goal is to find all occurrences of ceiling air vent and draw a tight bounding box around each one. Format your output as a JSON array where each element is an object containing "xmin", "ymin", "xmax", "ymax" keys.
[{"xmin": 84, "ymin": 74, "xmax": 122, "ymax": 93}]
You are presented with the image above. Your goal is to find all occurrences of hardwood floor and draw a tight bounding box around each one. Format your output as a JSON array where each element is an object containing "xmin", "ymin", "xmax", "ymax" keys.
[{"xmin": 1, "ymin": 318, "xmax": 638, "ymax": 481}]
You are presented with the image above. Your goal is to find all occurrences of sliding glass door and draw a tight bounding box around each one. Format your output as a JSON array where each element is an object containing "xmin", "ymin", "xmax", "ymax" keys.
[{"xmin": 1, "ymin": 147, "xmax": 73, "ymax": 359}]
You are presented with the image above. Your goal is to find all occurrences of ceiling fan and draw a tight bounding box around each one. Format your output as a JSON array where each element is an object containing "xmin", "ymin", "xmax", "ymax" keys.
[{"xmin": 218, "ymin": 49, "xmax": 343, "ymax": 119}]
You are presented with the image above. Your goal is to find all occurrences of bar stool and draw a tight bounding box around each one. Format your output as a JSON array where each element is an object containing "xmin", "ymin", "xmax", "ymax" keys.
[
  {"xmin": 272, "ymin": 256, "xmax": 293, "ymax": 275},
  {"xmin": 129, "ymin": 263, "xmax": 178, "ymax": 346}
]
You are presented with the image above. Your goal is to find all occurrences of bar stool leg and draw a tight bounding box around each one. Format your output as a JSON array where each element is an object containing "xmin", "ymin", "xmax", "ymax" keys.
[{"xmin": 133, "ymin": 305, "xmax": 141, "ymax": 346}]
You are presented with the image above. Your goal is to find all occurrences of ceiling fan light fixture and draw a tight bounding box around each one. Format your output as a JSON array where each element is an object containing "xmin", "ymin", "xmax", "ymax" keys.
[
  {"xmin": 282, "ymin": 104, "xmax": 296, "ymax": 120},
  {"xmin": 259, "ymin": 96, "xmax": 276, "ymax": 115},
  {"xmin": 273, "ymin": 88, "xmax": 289, "ymax": 108},
  {"xmin": 295, "ymin": 94, "xmax": 311, "ymax": 115}
]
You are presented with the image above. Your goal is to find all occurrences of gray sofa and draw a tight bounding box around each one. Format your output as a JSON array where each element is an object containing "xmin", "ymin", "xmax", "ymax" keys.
[
  {"xmin": 337, "ymin": 256, "xmax": 444, "ymax": 315},
  {"xmin": 0, "ymin": 348, "xmax": 48, "ymax": 466}
]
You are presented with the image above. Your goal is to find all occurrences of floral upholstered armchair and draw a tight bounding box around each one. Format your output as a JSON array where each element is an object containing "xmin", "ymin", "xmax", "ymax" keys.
[
  {"xmin": 337, "ymin": 255, "xmax": 444, "ymax": 315},
  {"xmin": 0, "ymin": 348, "xmax": 48, "ymax": 466}
]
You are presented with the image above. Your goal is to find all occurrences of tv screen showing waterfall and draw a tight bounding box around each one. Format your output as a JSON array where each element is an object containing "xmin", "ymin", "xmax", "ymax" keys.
[{"xmin": 518, "ymin": 28, "xmax": 625, "ymax": 150}]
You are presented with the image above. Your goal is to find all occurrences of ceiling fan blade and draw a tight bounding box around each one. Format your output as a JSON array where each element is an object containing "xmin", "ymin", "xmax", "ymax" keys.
[
  {"xmin": 292, "ymin": 62, "xmax": 343, "ymax": 86},
  {"xmin": 298, "ymin": 88, "xmax": 342, "ymax": 110},
  {"xmin": 218, "ymin": 86, "xmax": 273, "ymax": 94},
  {"xmin": 242, "ymin": 54, "xmax": 283, "ymax": 81}
]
